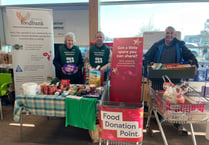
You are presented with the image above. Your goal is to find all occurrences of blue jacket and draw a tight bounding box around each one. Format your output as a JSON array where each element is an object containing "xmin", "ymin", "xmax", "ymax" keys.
[{"xmin": 144, "ymin": 38, "xmax": 198, "ymax": 67}]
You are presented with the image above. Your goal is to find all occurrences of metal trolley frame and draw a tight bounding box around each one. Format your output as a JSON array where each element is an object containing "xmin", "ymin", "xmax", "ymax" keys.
[
  {"xmin": 99, "ymin": 81, "xmax": 144, "ymax": 145},
  {"xmin": 145, "ymin": 66, "xmax": 209, "ymax": 145},
  {"xmin": 145, "ymin": 82, "xmax": 209, "ymax": 145}
]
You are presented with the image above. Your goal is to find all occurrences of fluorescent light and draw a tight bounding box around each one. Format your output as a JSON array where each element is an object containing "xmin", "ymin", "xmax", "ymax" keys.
[
  {"xmin": 143, "ymin": 129, "xmax": 206, "ymax": 136},
  {"xmin": 143, "ymin": 129, "xmax": 160, "ymax": 133},
  {"xmin": 9, "ymin": 123, "xmax": 35, "ymax": 127},
  {"xmin": 188, "ymin": 131, "xmax": 206, "ymax": 136}
]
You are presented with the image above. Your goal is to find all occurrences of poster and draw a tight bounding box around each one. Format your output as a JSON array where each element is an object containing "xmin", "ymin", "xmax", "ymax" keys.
[
  {"xmin": 109, "ymin": 37, "xmax": 143, "ymax": 103},
  {"xmin": 99, "ymin": 106, "xmax": 144, "ymax": 143},
  {"xmin": 6, "ymin": 7, "xmax": 55, "ymax": 95},
  {"xmin": 53, "ymin": 19, "xmax": 65, "ymax": 37}
]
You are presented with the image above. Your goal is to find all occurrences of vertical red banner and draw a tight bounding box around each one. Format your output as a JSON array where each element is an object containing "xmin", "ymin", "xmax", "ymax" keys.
[
  {"xmin": 99, "ymin": 106, "xmax": 144, "ymax": 143},
  {"xmin": 109, "ymin": 37, "xmax": 143, "ymax": 103}
]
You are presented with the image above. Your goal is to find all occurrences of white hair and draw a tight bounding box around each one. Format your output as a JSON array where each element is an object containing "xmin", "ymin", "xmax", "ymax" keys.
[
  {"xmin": 165, "ymin": 26, "xmax": 176, "ymax": 33},
  {"xmin": 64, "ymin": 32, "xmax": 76, "ymax": 43}
]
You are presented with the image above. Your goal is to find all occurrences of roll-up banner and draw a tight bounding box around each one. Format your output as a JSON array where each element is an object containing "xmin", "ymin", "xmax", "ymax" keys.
[{"xmin": 6, "ymin": 7, "xmax": 55, "ymax": 96}]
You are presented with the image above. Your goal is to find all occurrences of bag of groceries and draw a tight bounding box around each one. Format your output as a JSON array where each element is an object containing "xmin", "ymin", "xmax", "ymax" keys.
[{"xmin": 162, "ymin": 75, "xmax": 187, "ymax": 104}]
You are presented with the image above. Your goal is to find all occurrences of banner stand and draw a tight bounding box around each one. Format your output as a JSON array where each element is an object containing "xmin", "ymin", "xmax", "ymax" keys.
[{"xmin": 99, "ymin": 37, "xmax": 144, "ymax": 145}]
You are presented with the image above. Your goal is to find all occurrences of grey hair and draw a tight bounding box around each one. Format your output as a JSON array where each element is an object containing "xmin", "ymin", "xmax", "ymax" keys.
[
  {"xmin": 165, "ymin": 26, "xmax": 176, "ymax": 33},
  {"xmin": 64, "ymin": 32, "xmax": 76, "ymax": 43},
  {"xmin": 95, "ymin": 31, "xmax": 105, "ymax": 38}
]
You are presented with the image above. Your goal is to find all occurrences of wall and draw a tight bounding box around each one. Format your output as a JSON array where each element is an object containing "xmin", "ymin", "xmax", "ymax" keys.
[
  {"xmin": 0, "ymin": 3, "xmax": 89, "ymax": 47},
  {"xmin": 52, "ymin": 4, "xmax": 89, "ymax": 46}
]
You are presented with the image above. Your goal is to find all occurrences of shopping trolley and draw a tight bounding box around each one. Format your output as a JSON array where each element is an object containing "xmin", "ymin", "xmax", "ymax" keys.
[
  {"xmin": 99, "ymin": 81, "xmax": 144, "ymax": 145},
  {"xmin": 145, "ymin": 66, "xmax": 209, "ymax": 145}
]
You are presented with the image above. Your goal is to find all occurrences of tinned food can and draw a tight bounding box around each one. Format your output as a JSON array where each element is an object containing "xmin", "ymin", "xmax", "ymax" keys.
[
  {"xmin": 48, "ymin": 86, "xmax": 54, "ymax": 95},
  {"xmin": 44, "ymin": 87, "xmax": 49, "ymax": 95}
]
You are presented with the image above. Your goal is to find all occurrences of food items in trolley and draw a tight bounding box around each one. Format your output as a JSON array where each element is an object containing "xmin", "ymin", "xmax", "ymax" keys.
[
  {"xmin": 162, "ymin": 75, "xmax": 188, "ymax": 104},
  {"xmin": 151, "ymin": 63, "xmax": 192, "ymax": 70},
  {"xmin": 156, "ymin": 75, "xmax": 209, "ymax": 122},
  {"xmin": 163, "ymin": 84, "xmax": 187, "ymax": 104},
  {"xmin": 155, "ymin": 88, "xmax": 209, "ymax": 123}
]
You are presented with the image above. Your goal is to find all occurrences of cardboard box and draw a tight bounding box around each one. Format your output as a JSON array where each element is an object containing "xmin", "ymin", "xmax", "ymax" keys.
[
  {"xmin": 88, "ymin": 69, "xmax": 104, "ymax": 87},
  {"xmin": 148, "ymin": 66, "xmax": 196, "ymax": 79}
]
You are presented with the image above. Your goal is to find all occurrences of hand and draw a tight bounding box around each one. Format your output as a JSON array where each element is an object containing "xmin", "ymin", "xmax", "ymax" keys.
[
  {"xmin": 73, "ymin": 67, "xmax": 78, "ymax": 74},
  {"xmin": 147, "ymin": 66, "xmax": 150, "ymax": 74},
  {"xmin": 62, "ymin": 67, "xmax": 66, "ymax": 74},
  {"xmin": 100, "ymin": 66, "xmax": 105, "ymax": 71},
  {"xmin": 194, "ymin": 65, "xmax": 198, "ymax": 76}
]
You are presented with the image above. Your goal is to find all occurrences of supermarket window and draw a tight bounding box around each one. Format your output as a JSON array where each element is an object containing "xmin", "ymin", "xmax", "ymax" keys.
[{"xmin": 100, "ymin": 2, "xmax": 209, "ymax": 63}]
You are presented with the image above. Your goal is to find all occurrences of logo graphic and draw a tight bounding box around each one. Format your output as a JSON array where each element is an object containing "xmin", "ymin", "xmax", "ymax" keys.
[
  {"xmin": 13, "ymin": 44, "xmax": 23, "ymax": 50},
  {"xmin": 43, "ymin": 51, "xmax": 52, "ymax": 61},
  {"xmin": 16, "ymin": 65, "xmax": 23, "ymax": 72},
  {"xmin": 16, "ymin": 12, "xmax": 30, "ymax": 23},
  {"xmin": 16, "ymin": 11, "xmax": 44, "ymax": 26},
  {"xmin": 133, "ymin": 38, "xmax": 142, "ymax": 46}
]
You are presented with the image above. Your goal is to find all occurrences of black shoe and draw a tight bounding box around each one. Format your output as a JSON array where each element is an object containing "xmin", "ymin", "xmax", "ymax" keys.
[
  {"xmin": 174, "ymin": 124, "xmax": 188, "ymax": 136},
  {"xmin": 178, "ymin": 126, "xmax": 188, "ymax": 136}
]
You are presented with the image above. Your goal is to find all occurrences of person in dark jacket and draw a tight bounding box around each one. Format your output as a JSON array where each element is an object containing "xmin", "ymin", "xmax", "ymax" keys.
[
  {"xmin": 53, "ymin": 32, "xmax": 84, "ymax": 84},
  {"xmin": 144, "ymin": 26, "xmax": 198, "ymax": 135},
  {"xmin": 144, "ymin": 26, "xmax": 198, "ymax": 89},
  {"xmin": 144, "ymin": 26, "xmax": 198, "ymax": 70}
]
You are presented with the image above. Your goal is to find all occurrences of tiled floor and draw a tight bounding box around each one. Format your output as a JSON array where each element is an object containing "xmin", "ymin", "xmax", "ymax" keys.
[{"xmin": 0, "ymin": 105, "xmax": 209, "ymax": 145}]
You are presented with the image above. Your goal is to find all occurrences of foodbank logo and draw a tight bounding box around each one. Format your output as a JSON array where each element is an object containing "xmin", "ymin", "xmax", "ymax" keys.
[{"xmin": 13, "ymin": 44, "xmax": 23, "ymax": 50}]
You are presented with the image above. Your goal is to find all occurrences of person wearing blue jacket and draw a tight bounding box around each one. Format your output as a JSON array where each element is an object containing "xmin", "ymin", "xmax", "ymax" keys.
[
  {"xmin": 143, "ymin": 26, "xmax": 198, "ymax": 135},
  {"xmin": 144, "ymin": 26, "xmax": 198, "ymax": 71},
  {"xmin": 144, "ymin": 26, "xmax": 198, "ymax": 87}
]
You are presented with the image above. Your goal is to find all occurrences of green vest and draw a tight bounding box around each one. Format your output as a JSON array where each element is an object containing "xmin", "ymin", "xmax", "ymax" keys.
[
  {"xmin": 89, "ymin": 44, "xmax": 110, "ymax": 68},
  {"xmin": 59, "ymin": 45, "xmax": 80, "ymax": 66}
]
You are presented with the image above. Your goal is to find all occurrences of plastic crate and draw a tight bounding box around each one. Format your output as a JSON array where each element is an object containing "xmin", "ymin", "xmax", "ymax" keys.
[{"xmin": 148, "ymin": 66, "xmax": 196, "ymax": 79}]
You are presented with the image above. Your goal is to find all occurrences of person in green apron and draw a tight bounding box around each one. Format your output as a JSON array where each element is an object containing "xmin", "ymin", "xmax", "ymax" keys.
[
  {"xmin": 84, "ymin": 31, "xmax": 112, "ymax": 82},
  {"xmin": 53, "ymin": 32, "xmax": 84, "ymax": 84}
]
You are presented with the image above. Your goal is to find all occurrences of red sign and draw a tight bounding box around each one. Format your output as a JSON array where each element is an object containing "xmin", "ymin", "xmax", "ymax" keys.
[
  {"xmin": 109, "ymin": 37, "xmax": 143, "ymax": 103},
  {"xmin": 99, "ymin": 105, "xmax": 144, "ymax": 143}
]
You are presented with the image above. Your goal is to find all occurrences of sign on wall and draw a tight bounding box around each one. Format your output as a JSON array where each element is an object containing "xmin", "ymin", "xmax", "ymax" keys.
[{"xmin": 6, "ymin": 7, "xmax": 55, "ymax": 95}]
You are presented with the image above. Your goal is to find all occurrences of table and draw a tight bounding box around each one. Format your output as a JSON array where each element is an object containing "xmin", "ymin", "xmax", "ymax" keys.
[
  {"xmin": 13, "ymin": 94, "xmax": 98, "ymax": 141},
  {"xmin": 14, "ymin": 95, "xmax": 66, "ymax": 122},
  {"xmin": 14, "ymin": 95, "xmax": 66, "ymax": 141}
]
